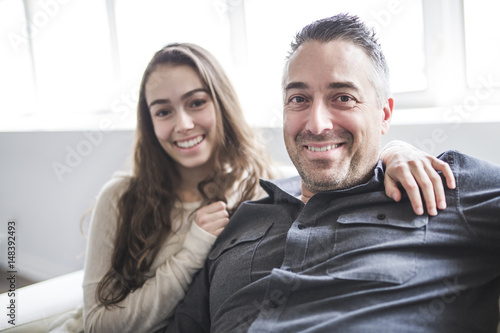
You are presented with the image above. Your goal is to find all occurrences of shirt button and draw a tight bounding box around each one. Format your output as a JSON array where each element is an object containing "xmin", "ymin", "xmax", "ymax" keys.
[
  {"xmin": 377, "ymin": 213, "xmax": 386, "ymax": 220},
  {"xmin": 297, "ymin": 224, "xmax": 306, "ymax": 230}
]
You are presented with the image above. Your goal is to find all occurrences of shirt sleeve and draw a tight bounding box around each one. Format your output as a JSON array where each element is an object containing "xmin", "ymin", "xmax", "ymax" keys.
[
  {"xmin": 82, "ymin": 177, "xmax": 216, "ymax": 333},
  {"xmin": 445, "ymin": 150, "xmax": 500, "ymax": 244}
]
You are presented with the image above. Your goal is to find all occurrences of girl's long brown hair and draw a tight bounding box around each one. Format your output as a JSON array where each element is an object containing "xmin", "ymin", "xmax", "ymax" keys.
[{"xmin": 96, "ymin": 43, "xmax": 274, "ymax": 307}]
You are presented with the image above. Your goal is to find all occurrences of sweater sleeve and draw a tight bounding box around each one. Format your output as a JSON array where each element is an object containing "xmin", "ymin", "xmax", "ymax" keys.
[{"xmin": 82, "ymin": 177, "xmax": 216, "ymax": 333}]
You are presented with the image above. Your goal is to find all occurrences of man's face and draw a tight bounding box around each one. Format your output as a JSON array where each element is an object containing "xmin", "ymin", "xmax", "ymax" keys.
[{"xmin": 283, "ymin": 40, "xmax": 393, "ymax": 196}]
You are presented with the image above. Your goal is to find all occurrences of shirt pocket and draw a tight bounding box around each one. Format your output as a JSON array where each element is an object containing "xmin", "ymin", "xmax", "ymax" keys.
[
  {"xmin": 208, "ymin": 223, "xmax": 273, "ymax": 261},
  {"xmin": 326, "ymin": 203, "xmax": 428, "ymax": 285},
  {"xmin": 208, "ymin": 223, "xmax": 274, "ymax": 311},
  {"xmin": 208, "ymin": 222, "xmax": 273, "ymax": 283}
]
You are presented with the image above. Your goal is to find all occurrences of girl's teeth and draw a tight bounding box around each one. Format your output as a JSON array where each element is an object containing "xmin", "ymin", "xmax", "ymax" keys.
[{"xmin": 177, "ymin": 136, "xmax": 203, "ymax": 148}]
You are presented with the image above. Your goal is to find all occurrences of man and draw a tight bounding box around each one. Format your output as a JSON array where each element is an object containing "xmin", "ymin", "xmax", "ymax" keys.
[{"xmin": 166, "ymin": 14, "xmax": 500, "ymax": 332}]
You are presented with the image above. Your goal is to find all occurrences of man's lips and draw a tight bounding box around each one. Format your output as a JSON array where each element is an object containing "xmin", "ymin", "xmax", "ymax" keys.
[{"xmin": 304, "ymin": 143, "xmax": 343, "ymax": 152}]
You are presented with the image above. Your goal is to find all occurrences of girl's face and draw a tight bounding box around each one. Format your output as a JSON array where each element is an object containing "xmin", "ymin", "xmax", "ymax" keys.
[{"xmin": 145, "ymin": 64, "xmax": 218, "ymax": 176}]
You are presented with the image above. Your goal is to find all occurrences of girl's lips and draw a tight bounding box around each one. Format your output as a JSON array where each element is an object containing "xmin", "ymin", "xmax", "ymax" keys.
[{"xmin": 174, "ymin": 135, "xmax": 205, "ymax": 149}]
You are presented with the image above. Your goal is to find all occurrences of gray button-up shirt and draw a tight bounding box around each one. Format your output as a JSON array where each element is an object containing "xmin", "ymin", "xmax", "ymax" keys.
[{"xmin": 166, "ymin": 150, "xmax": 500, "ymax": 333}]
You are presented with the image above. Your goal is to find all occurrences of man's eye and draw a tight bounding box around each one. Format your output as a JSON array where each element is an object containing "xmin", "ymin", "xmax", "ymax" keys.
[
  {"xmin": 331, "ymin": 95, "xmax": 357, "ymax": 110},
  {"xmin": 338, "ymin": 95, "xmax": 353, "ymax": 102},
  {"xmin": 290, "ymin": 96, "xmax": 307, "ymax": 103},
  {"xmin": 334, "ymin": 95, "xmax": 358, "ymax": 107}
]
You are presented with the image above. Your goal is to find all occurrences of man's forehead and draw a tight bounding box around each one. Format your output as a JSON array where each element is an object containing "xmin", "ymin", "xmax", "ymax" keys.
[
  {"xmin": 291, "ymin": 40, "xmax": 367, "ymax": 66},
  {"xmin": 285, "ymin": 40, "xmax": 369, "ymax": 87}
]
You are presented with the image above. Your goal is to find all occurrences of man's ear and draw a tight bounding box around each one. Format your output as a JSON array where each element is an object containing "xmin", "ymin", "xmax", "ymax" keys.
[{"xmin": 381, "ymin": 98, "xmax": 394, "ymax": 135}]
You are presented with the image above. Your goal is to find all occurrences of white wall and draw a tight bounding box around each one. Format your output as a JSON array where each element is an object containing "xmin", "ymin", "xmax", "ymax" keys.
[
  {"xmin": 0, "ymin": 130, "xmax": 135, "ymax": 281},
  {"xmin": 1, "ymin": 120, "xmax": 499, "ymax": 283}
]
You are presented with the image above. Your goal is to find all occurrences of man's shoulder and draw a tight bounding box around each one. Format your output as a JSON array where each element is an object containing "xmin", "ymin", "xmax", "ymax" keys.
[
  {"xmin": 438, "ymin": 150, "xmax": 500, "ymax": 195},
  {"xmin": 438, "ymin": 149, "xmax": 500, "ymax": 173}
]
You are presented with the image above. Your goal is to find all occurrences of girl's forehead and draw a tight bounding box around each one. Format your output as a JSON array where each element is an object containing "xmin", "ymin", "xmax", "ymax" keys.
[{"xmin": 145, "ymin": 65, "xmax": 205, "ymax": 99}]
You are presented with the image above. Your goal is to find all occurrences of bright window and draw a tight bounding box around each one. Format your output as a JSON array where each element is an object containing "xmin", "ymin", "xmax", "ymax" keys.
[
  {"xmin": 242, "ymin": 0, "xmax": 425, "ymax": 126},
  {"xmin": 0, "ymin": 0, "xmax": 499, "ymax": 131},
  {"xmin": 30, "ymin": 0, "xmax": 114, "ymax": 129},
  {"xmin": 0, "ymin": 0, "xmax": 36, "ymax": 127},
  {"xmin": 463, "ymin": 0, "xmax": 500, "ymax": 89},
  {"xmin": 112, "ymin": 0, "xmax": 234, "ymax": 129}
]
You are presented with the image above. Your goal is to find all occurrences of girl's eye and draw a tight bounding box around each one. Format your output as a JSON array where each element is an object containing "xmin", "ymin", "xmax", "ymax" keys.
[
  {"xmin": 155, "ymin": 109, "xmax": 172, "ymax": 117},
  {"xmin": 190, "ymin": 99, "xmax": 206, "ymax": 108}
]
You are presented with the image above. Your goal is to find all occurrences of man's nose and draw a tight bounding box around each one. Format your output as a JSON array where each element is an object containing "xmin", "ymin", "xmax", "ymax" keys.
[{"xmin": 305, "ymin": 100, "xmax": 334, "ymax": 134}]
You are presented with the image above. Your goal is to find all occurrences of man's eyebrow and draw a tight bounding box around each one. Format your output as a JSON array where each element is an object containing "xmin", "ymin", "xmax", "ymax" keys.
[
  {"xmin": 149, "ymin": 88, "xmax": 208, "ymax": 108},
  {"xmin": 329, "ymin": 81, "xmax": 360, "ymax": 92},
  {"xmin": 285, "ymin": 81, "xmax": 360, "ymax": 92},
  {"xmin": 284, "ymin": 81, "xmax": 309, "ymax": 91}
]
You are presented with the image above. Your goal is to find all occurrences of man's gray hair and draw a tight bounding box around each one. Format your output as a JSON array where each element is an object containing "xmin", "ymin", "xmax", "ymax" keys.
[{"xmin": 283, "ymin": 14, "xmax": 391, "ymax": 107}]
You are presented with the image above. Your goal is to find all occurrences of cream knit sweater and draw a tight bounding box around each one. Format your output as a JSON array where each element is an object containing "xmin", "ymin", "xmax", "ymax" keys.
[{"xmin": 82, "ymin": 175, "xmax": 216, "ymax": 333}]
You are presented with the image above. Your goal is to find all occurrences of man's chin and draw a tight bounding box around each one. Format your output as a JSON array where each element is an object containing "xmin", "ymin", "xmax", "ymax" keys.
[
  {"xmin": 293, "ymin": 160, "xmax": 344, "ymax": 191},
  {"xmin": 299, "ymin": 170, "xmax": 346, "ymax": 193}
]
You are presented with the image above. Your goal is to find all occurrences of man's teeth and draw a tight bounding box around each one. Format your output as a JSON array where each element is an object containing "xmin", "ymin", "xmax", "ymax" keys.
[
  {"xmin": 306, "ymin": 144, "xmax": 340, "ymax": 152},
  {"xmin": 176, "ymin": 136, "xmax": 204, "ymax": 148}
]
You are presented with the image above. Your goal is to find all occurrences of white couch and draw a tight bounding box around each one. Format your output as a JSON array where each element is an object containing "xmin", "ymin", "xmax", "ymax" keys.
[{"xmin": 0, "ymin": 270, "xmax": 84, "ymax": 332}]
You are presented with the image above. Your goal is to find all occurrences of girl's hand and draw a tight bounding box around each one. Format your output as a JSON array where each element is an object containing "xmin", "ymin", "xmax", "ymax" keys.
[
  {"xmin": 195, "ymin": 201, "xmax": 229, "ymax": 236},
  {"xmin": 381, "ymin": 141, "xmax": 456, "ymax": 216}
]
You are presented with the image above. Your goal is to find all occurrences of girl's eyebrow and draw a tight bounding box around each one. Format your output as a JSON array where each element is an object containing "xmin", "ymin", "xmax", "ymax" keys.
[
  {"xmin": 149, "ymin": 88, "xmax": 208, "ymax": 108},
  {"xmin": 181, "ymin": 88, "xmax": 209, "ymax": 101}
]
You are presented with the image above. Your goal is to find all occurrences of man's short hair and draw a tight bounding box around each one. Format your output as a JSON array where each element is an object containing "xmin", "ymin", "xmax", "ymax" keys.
[{"xmin": 283, "ymin": 14, "xmax": 391, "ymax": 107}]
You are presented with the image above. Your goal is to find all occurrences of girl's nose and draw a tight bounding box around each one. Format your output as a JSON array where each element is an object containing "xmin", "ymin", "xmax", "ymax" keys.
[{"xmin": 175, "ymin": 110, "xmax": 195, "ymax": 132}]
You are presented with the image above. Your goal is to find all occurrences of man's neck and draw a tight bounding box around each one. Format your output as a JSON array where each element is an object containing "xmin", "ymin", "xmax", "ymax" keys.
[{"xmin": 300, "ymin": 184, "xmax": 314, "ymax": 203}]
